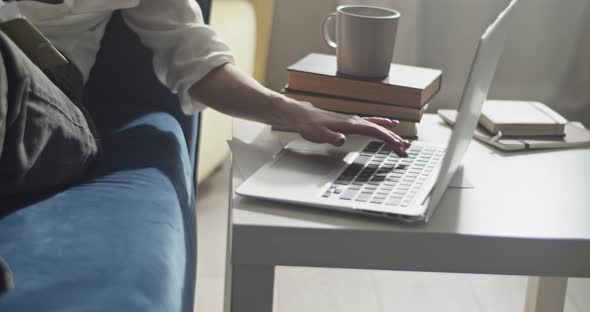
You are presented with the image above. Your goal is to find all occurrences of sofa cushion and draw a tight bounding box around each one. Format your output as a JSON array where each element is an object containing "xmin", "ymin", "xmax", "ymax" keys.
[{"xmin": 0, "ymin": 112, "xmax": 195, "ymax": 312}]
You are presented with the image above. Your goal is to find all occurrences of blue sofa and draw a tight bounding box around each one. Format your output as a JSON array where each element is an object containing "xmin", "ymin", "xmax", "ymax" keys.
[{"xmin": 0, "ymin": 1, "xmax": 211, "ymax": 311}]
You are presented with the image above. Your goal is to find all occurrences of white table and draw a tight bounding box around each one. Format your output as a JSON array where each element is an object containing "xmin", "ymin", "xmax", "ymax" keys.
[{"xmin": 225, "ymin": 114, "xmax": 590, "ymax": 312}]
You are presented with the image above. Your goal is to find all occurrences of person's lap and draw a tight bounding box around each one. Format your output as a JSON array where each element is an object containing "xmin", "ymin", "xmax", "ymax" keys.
[
  {"xmin": 0, "ymin": 31, "xmax": 98, "ymax": 196},
  {"xmin": 0, "ymin": 31, "xmax": 98, "ymax": 294}
]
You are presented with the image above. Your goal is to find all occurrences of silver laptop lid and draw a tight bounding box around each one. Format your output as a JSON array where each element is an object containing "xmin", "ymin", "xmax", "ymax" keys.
[{"xmin": 425, "ymin": 0, "xmax": 519, "ymax": 221}]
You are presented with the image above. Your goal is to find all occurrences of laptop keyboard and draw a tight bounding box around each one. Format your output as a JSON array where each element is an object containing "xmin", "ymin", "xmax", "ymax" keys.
[{"xmin": 322, "ymin": 141, "xmax": 445, "ymax": 207}]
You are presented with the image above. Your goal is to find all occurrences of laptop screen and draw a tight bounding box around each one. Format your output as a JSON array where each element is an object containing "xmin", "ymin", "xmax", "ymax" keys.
[{"xmin": 425, "ymin": 0, "xmax": 519, "ymax": 221}]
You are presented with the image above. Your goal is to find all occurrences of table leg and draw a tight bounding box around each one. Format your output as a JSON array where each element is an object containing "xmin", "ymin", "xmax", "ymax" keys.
[
  {"xmin": 227, "ymin": 264, "xmax": 275, "ymax": 312},
  {"xmin": 524, "ymin": 276, "xmax": 568, "ymax": 312}
]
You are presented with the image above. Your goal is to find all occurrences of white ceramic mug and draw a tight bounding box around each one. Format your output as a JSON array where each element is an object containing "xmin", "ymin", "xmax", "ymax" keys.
[{"xmin": 322, "ymin": 5, "xmax": 400, "ymax": 78}]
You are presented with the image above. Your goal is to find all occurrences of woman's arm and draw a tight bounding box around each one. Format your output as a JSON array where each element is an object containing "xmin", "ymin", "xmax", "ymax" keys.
[{"xmin": 189, "ymin": 63, "xmax": 409, "ymax": 156}]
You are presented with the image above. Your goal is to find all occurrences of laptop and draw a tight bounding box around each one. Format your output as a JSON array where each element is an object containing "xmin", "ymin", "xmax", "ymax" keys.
[{"xmin": 236, "ymin": 0, "xmax": 518, "ymax": 223}]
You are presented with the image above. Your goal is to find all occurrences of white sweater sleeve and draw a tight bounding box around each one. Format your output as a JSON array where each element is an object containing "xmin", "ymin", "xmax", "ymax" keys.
[{"xmin": 122, "ymin": 0, "xmax": 234, "ymax": 113}]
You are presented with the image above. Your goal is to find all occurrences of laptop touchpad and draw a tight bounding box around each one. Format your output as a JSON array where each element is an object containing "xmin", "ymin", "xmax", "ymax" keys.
[{"xmin": 270, "ymin": 149, "xmax": 348, "ymax": 182}]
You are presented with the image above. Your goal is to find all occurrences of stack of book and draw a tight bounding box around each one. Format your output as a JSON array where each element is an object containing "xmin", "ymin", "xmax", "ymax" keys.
[{"xmin": 281, "ymin": 53, "xmax": 443, "ymax": 138}]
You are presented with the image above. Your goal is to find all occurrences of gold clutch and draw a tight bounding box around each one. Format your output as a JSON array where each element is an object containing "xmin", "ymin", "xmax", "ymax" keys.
[{"xmin": 0, "ymin": 17, "xmax": 68, "ymax": 70}]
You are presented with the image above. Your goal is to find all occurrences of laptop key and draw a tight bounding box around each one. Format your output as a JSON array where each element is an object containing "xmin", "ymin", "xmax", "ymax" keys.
[
  {"xmin": 370, "ymin": 198, "xmax": 385, "ymax": 204},
  {"xmin": 363, "ymin": 146, "xmax": 380, "ymax": 153},
  {"xmin": 355, "ymin": 193, "xmax": 372, "ymax": 202},
  {"xmin": 354, "ymin": 155, "xmax": 371, "ymax": 164},
  {"xmin": 333, "ymin": 180, "xmax": 350, "ymax": 186},
  {"xmin": 385, "ymin": 198, "xmax": 401, "ymax": 206},
  {"xmin": 340, "ymin": 188, "xmax": 360, "ymax": 200}
]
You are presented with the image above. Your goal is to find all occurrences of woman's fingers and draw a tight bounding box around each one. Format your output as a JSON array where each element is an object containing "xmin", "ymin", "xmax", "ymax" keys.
[
  {"xmin": 300, "ymin": 126, "xmax": 346, "ymax": 146},
  {"xmin": 363, "ymin": 117, "xmax": 398, "ymax": 128},
  {"xmin": 330, "ymin": 120, "xmax": 408, "ymax": 156},
  {"xmin": 363, "ymin": 117, "xmax": 411, "ymax": 148},
  {"xmin": 293, "ymin": 107, "xmax": 410, "ymax": 155}
]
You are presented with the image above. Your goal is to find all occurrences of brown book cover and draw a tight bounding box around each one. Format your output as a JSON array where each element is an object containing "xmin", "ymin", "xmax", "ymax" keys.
[
  {"xmin": 287, "ymin": 53, "xmax": 442, "ymax": 108},
  {"xmin": 284, "ymin": 88, "xmax": 425, "ymax": 122}
]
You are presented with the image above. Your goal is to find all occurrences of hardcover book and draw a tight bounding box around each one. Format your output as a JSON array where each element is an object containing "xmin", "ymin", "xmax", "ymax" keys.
[
  {"xmin": 286, "ymin": 53, "xmax": 442, "ymax": 109},
  {"xmin": 283, "ymin": 88, "xmax": 426, "ymax": 122}
]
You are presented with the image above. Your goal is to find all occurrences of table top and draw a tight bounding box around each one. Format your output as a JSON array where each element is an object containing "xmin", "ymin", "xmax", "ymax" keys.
[{"xmin": 230, "ymin": 115, "xmax": 590, "ymax": 277}]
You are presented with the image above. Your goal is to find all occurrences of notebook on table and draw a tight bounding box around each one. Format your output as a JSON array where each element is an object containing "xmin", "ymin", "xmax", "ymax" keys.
[
  {"xmin": 236, "ymin": 0, "xmax": 519, "ymax": 223},
  {"xmin": 438, "ymin": 109, "xmax": 590, "ymax": 151},
  {"xmin": 479, "ymin": 100, "xmax": 567, "ymax": 137}
]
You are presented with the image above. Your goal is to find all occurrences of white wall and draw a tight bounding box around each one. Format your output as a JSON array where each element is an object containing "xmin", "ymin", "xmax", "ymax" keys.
[{"xmin": 265, "ymin": 0, "xmax": 590, "ymax": 125}]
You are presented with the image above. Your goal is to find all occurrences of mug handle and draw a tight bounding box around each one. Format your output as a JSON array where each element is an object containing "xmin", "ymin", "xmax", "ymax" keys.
[{"xmin": 322, "ymin": 12, "xmax": 338, "ymax": 48}]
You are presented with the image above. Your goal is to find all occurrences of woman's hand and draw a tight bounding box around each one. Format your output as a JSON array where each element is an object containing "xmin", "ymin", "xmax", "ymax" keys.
[
  {"xmin": 280, "ymin": 96, "xmax": 410, "ymax": 157},
  {"xmin": 189, "ymin": 63, "xmax": 410, "ymax": 156}
]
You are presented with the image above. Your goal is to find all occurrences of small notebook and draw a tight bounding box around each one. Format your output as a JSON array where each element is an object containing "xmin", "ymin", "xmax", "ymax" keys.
[
  {"xmin": 438, "ymin": 109, "xmax": 590, "ymax": 151},
  {"xmin": 480, "ymin": 100, "xmax": 567, "ymax": 136}
]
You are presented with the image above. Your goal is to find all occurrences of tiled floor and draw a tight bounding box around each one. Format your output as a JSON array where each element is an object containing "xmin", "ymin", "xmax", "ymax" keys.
[{"xmin": 195, "ymin": 159, "xmax": 590, "ymax": 312}]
